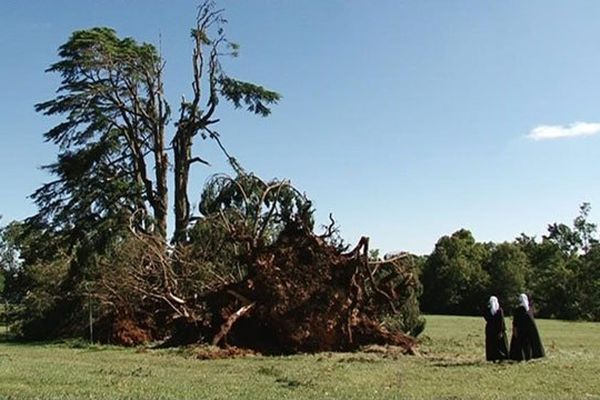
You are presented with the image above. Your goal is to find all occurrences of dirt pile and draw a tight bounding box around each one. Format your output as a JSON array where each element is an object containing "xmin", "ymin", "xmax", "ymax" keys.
[{"xmin": 195, "ymin": 221, "xmax": 417, "ymax": 354}]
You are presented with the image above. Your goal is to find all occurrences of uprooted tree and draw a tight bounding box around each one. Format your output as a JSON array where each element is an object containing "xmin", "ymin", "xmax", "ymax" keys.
[
  {"xmin": 92, "ymin": 174, "xmax": 424, "ymax": 353},
  {"xmin": 3, "ymin": 1, "xmax": 424, "ymax": 354}
]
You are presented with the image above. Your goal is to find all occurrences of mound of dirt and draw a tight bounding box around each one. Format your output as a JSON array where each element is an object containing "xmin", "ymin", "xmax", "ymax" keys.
[{"xmin": 198, "ymin": 222, "xmax": 418, "ymax": 355}]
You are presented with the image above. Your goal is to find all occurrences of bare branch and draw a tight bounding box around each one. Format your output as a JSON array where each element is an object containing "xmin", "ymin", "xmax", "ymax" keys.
[{"xmin": 189, "ymin": 156, "xmax": 211, "ymax": 166}]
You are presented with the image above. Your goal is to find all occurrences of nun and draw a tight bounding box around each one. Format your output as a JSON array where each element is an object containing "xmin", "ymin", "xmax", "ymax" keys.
[
  {"xmin": 483, "ymin": 296, "xmax": 509, "ymax": 361},
  {"xmin": 509, "ymin": 293, "xmax": 545, "ymax": 361}
]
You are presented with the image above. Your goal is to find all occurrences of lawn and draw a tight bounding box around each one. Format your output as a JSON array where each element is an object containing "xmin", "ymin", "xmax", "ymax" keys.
[{"xmin": 0, "ymin": 315, "xmax": 599, "ymax": 399}]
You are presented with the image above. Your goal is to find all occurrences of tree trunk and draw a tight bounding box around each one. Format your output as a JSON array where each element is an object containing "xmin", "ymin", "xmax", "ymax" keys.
[
  {"xmin": 173, "ymin": 130, "xmax": 191, "ymax": 243},
  {"xmin": 151, "ymin": 71, "xmax": 169, "ymax": 240}
]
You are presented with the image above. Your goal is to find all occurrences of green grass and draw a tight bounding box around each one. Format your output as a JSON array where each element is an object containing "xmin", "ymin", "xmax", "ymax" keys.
[{"xmin": 0, "ymin": 315, "xmax": 599, "ymax": 399}]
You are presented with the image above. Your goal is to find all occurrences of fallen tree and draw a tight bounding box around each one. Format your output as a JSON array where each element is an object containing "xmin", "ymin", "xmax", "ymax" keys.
[{"xmin": 93, "ymin": 173, "xmax": 424, "ymax": 354}]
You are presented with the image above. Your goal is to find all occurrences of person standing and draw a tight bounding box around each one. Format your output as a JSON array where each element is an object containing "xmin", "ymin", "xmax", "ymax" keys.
[
  {"xmin": 509, "ymin": 293, "xmax": 545, "ymax": 361},
  {"xmin": 484, "ymin": 296, "xmax": 509, "ymax": 361}
]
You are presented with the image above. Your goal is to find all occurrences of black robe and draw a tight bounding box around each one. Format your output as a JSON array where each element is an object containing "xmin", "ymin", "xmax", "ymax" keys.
[
  {"xmin": 484, "ymin": 307, "xmax": 509, "ymax": 361},
  {"xmin": 509, "ymin": 306, "xmax": 545, "ymax": 361}
]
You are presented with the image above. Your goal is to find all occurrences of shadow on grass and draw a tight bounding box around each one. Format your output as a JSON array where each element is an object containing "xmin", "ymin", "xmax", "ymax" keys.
[
  {"xmin": 427, "ymin": 354, "xmax": 524, "ymax": 368},
  {"xmin": 257, "ymin": 365, "xmax": 314, "ymax": 389},
  {"xmin": 0, "ymin": 336, "xmax": 124, "ymax": 352},
  {"xmin": 425, "ymin": 354, "xmax": 487, "ymax": 368},
  {"xmin": 431, "ymin": 360, "xmax": 486, "ymax": 367}
]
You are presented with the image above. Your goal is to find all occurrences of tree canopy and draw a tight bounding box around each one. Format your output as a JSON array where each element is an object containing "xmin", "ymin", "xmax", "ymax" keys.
[{"xmin": 33, "ymin": 2, "xmax": 281, "ymax": 246}]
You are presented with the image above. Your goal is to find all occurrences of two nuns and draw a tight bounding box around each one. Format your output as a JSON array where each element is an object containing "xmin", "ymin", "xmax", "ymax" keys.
[{"xmin": 484, "ymin": 294, "xmax": 545, "ymax": 362}]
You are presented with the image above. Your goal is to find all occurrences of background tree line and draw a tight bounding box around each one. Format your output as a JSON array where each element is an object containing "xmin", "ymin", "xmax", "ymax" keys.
[{"xmin": 419, "ymin": 203, "xmax": 600, "ymax": 320}]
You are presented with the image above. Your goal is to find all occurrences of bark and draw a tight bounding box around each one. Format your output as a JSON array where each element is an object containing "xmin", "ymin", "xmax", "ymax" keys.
[
  {"xmin": 149, "ymin": 65, "xmax": 169, "ymax": 238},
  {"xmin": 173, "ymin": 131, "xmax": 192, "ymax": 243}
]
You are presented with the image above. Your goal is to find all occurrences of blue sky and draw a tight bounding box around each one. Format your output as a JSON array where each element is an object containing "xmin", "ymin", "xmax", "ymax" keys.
[{"xmin": 1, "ymin": 1, "xmax": 600, "ymax": 255}]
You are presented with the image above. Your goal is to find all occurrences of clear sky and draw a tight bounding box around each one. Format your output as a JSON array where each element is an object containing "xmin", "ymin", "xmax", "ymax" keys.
[{"xmin": 2, "ymin": 1, "xmax": 600, "ymax": 255}]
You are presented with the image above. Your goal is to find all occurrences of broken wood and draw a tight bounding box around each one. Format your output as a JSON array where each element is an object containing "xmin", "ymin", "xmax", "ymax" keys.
[{"xmin": 212, "ymin": 302, "xmax": 256, "ymax": 346}]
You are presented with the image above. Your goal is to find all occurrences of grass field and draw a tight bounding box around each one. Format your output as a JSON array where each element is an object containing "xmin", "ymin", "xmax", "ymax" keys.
[{"xmin": 0, "ymin": 315, "xmax": 599, "ymax": 399}]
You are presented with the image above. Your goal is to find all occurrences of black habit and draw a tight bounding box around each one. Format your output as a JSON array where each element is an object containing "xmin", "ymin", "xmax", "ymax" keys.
[
  {"xmin": 509, "ymin": 306, "xmax": 545, "ymax": 361},
  {"xmin": 484, "ymin": 307, "xmax": 509, "ymax": 361}
]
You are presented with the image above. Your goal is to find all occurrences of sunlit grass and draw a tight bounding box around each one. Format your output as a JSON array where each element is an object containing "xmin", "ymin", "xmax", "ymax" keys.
[{"xmin": 0, "ymin": 315, "xmax": 599, "ymax": 399}]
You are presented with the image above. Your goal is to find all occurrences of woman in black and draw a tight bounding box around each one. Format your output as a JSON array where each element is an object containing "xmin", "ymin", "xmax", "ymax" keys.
[
  {"xmin": 509, "ymin": 293, "xmax": 545, "ymax": 361},
  {"xmin": 484, "ymin": 295, "xmax": 509, "ymax": 361}
]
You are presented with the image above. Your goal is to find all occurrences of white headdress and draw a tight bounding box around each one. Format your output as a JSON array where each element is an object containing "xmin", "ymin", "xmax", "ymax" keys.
[
  {"xmin": 519, "ymin": 293, "xmax": 529, "ymax": 312},
  {"xmin": 489, "ymin": 296, "xmax": 499, "ymax": 315}
]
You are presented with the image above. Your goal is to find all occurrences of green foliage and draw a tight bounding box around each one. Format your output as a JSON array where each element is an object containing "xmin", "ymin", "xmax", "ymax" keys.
[
  {"xmin": 368, "ymin": 248, "xmax": 380, "ymax": 261},
  {"xmin": 484, "ymin": 242, "xmax": 528, "ymax": 308},
  {"xmin": 1, "ymin": 214, "xmax": 136, "ymax": 340},
  {"xmin": 1, "ymin": 221, "xmax": 23, "ymax": 272},
  {"xmin": 378, "ymin": 254, "xmax": 426, "ymax": 337},
  {"xmin": 544, "ymin": 202, "xmax": 598, "ymax": 256},
  {"xmin": 219, "ymin": 77, "xmax": 281, "ymax": 116},
  {"xmin": 577, "ymin": 244, "xmax": 600, "ymax": 320},
  {"xmin": 199, "ymin": 173, "xmax": 314, "ymax": 246},
  {"xmin": 1, "ymin": 221, "xmax": 59, "ymax": 303},
  {"xmin": 187, "ymin": 172, "xmax": 315, "ymax": 290},
  {"xmin": 33, "ymin": 27, "xmax": 161, "ymax": 241},
  {"xmin": 14, "ymin": 256, "xmax": 72, "ymax": 339},
  {"xmin": 420, "ymin": 229, "xmax": 490, "ymax": 315},
  {"xmin": 520, "ymin": 203, "xmax": 599, "ymax": 319},
  {"xmin": 0, "ymin": 221, "xmax": 12, "ymax": 296},
  {"xmin": 573, "ymin": 202, "xmax": 598, "ymax": 252},
  {"xmin": 0, "ymin": 219, "xmax": 83, "ymax": 339},
  {"xmin": 421, "ymin": 203, "xmax": 600, "ymax": 321},
  {"xmin": 36, "ymin": 27, "xmax": 160, "ymax": 156},
  {"xmin": 186, "ymin": 216, "xmax": 246, "ymax": 289},
  {"xmin": 520, "ymin": 240, "xmax": 576, "ymax": 318}
]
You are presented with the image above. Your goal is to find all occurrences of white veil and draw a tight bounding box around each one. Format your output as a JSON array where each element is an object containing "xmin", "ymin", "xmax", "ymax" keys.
[
  {"xmin": 519, "ymin": 293, "xmax": 530, "ymax": 312},
  {"xmin": 489, "ymin": 296, "xmax": 499, "ymax": 315}
]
